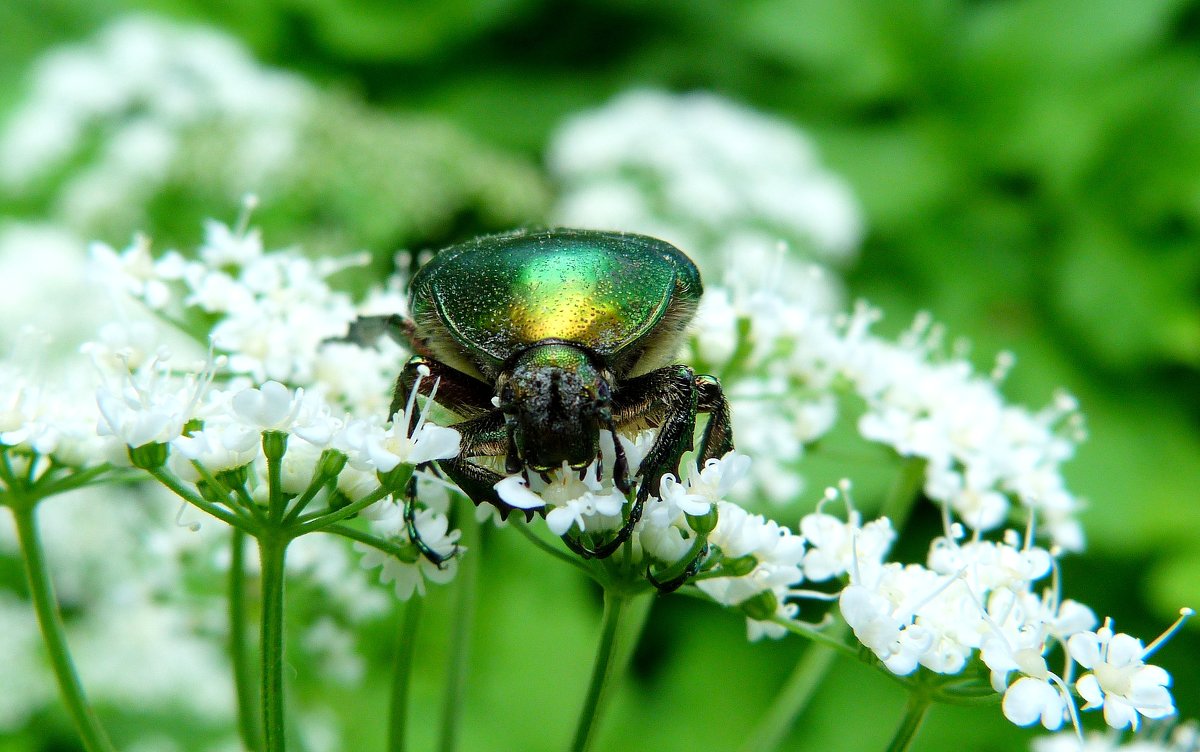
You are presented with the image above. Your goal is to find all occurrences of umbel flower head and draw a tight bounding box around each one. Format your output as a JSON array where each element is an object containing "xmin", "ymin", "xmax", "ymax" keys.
[{"xmin": 0, "ymin": 208, "xmax": 1187, "ymax": 745}]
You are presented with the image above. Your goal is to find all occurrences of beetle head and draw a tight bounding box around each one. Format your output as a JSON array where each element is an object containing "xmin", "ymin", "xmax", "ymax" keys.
[{"xmin": 498, "ymin": 343, "xmax": 611, "ymax": 476}]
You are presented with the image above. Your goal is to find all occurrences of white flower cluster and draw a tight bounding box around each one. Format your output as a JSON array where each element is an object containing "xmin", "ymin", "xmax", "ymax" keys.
[
  {"xmin": 690, "ymin": 285, "xmax": 1087, "ymax": 551},
  {"xmin": 0, "ymin": 16, "xmax": 311, "ymax": 228},
  {"xmin": 1, "ymin": 215, "xmax": 467, "ymax": 615},
  {"xmin": 89, "ymin": 214, "xmax": 404, "ymax": 413},
  {"xmin": 0, "ymin": 349, "xmax": 122, "ymax": 471},
  {"xmin": 355, "ymin": 475, "xmax": 462, "ymax": 600},
  {"xmin": 87, "ymin": 334, "xmax": 462, "ymax": 592},
  {"xmin": 548, "ymin": 89, "xmax": 863, "ymax": 314},
  {"xmin": 1035, "ymin": 722, "xmax": 1199, "ymax": 752},
  {"xmin": 495, "ymin": 437, "xmax": 814, "ymax": 637},
  {"xmin": 835, "ymin": 485, "xmax": 1189, "ymax": 734}
]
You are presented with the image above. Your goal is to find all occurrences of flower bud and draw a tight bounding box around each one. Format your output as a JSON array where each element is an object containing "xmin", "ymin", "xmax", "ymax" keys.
[
  {"xmin": 686, "ymin": 506, "xmax": 719, "ymax": 535},
  {"xmin": 261, "ymin": 430, "xmax": 288, "ymax": 462},
  {"xmin": 314, "ymin": 449, "xmax": 348, "ymax": 484},
  {"xmin": 128, "ymin": 441, "xmax": 168, "ymax": 470},
  {"xmin": 720, "ymin": 554, "xmax": 759, "ymax": 578},
  {"xmin": 738, "ymin": 590, "xmax": 778, "ymax": 621}
]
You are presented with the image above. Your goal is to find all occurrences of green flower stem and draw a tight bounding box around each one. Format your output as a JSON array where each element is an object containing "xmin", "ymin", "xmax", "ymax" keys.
[
  {"xmin": 281, "ymin": 472, "xmax": 333, "ymax": 524},
  {"xmin": 230, "ymin": 529, "xmax": 263, "ymax": 752},
  {"xmin": 570, "ymin": 589, "xmax": 650, "ymax": 752},
  {"xmin": 738, "ymin": 626, "xmax": 846, "ymax": 752},
  {"xmin": 717, "ymin": 315, "xmax": 754, "ymax": 383},
  {"xmin": 754, "ymin": 611, "xmax": 854, "ymax": 658},
  {"xmin": 258, "ymin": 531, "xmax": 290, "ymax": 752},
  {"xmin": 321, "ymin": 522, "xmax": 411, "ymax": 558},
  {"xmin": 511, "ymin": 519, "xmax": 598, "ymax": 581},
  {"xmin": 34, "ymin": 463, "xmax": 119, "ymax": 498},
  {"xmin": 293, "ymin": 476, "xmax": 403, "ymax": 535},
  {"xmin": 438, "ymin": 499, "xmax": 480, "ymax": 752},
  {"xmin": 879, "ymin": 457, "xmax": 927, "ymax": 533},
  {"xmin": 148, "ymin": 466, "xmax": 257, "ymax": 533},
  {"xmin": 9, "ymin": 503, "xmax": 116, "ymax": 752},
  {"xmin": 264, "ymin": 432, "xmax": 287, "ymax": 523},
  {"xmin": 884, "ymin": 693, "xmax": 931, "ymax": 752},
  {"xmin": 735, "ymin": 459, "xmax": 927, "ymax": 752},
  {"xmin": 389, "ymin": 596, "xmax": 423, "ymax": 752},
  {"xmin": 648, "ymin": 532, "xmax": 710, "ymax": 584}
]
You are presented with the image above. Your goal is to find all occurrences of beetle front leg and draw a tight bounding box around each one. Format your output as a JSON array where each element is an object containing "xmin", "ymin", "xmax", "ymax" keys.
[
  {"xmin": 565, "ymin": 366, "xmax": 699, "ymax": 560},
  {"xmin": 694, "ymin": 373, "xmax": 733, "ymax": 463},
  {"xmin": 402, "ymin": 465, "xmax": 458, "ymax": 568},
  {"xmin": 435, "ymin": 412, "xmax": 541, "ymax": 522}
]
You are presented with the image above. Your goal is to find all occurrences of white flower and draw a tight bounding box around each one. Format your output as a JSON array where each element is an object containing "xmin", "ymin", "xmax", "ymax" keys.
[
  {"xmin": 493, "ymin": 475, "xmax": 548, "ymax": 511},
  {"xmin": 230, "ymin": 380, "xmax": 298, "ymax": 431},
  {"xmin": 339, "ymin": 417, "xmax": 460, "ymax": 474},
  {"xmin": 337, "ymin": 368, "xmax": 460, "ymax": 473},
  {"xmin": 799, "ymin": 510, "xmax": 894, "ymax": 582},
  {"xmin": 658, "ymin": 451, "xmax": 751, "ymax": 516},
  {"xmin": 96, "ymin": 356, "xmax": 206, "ymax": 447},
  {"xmin": 1003, "ymin": 676, "xmax": 1068, "ymax": 730},
  {"xmin": 170, "ymin": 423, "xmax": 259, "ymax": 478},
  {"xmin": 545, "ymin": 488, "xmax": 625, "ymax": 536},
  {"xmin": 839, "ymin": 580, "xmax": 934, "ymax": 675},
  {"xmin": 356, "ymin": 507, "xmax": 461, "ymax": 600},
  {"xmin": 199, "ymin": 218, "xmax": 263, "ymax": 266},
  {"xmin": 1069, "ymin": 622, "xmax": 1176, "ymax": 730},
  {"xmin": 88, "ymin": 235, "xmax": 172, "ymax": 309},
  {"xmin": 979, "ymin": 623, "xmax": 1071, "ymax": 730}
]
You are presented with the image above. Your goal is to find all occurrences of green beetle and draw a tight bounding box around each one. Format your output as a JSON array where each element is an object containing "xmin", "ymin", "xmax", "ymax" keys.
[{"xmin": 352, "ymin": 228, "xmax": 733, "ymax": 563}]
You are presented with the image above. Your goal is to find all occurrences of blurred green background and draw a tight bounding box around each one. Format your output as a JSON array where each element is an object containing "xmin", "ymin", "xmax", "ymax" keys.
[{"xmin": 1, "ymin": 1, "xmax": 1198, "ymax": 750}]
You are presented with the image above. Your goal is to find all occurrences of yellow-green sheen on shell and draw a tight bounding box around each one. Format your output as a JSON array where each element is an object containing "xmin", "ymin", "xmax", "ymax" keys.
[{"xmin": 409, "ymin": 229, "xmax": 702, "ymax": 373}]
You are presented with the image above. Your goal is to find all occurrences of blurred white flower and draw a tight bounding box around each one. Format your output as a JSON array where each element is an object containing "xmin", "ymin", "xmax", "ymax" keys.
[
  {"xmin": 549, "ymin": 90, "xmax": 863, "ymax": 293},
  {"xmin": 0, "ymin": 16, "xmax": 312, "ymax": 228}
]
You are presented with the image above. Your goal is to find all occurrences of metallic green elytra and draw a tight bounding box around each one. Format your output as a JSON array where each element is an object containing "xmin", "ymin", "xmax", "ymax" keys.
[
  {"xmin": 346, "ymin": 228, "xmax": 733, "ymax": 581},
  {"xmin": 408, "ymin": 228, "xmax": 703, "ymax": 380}
]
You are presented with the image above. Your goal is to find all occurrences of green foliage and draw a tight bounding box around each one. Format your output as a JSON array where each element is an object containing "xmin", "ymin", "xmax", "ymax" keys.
[{"xmin": 156, "ymin": 93, "xmax": 550, "ymax": 272}]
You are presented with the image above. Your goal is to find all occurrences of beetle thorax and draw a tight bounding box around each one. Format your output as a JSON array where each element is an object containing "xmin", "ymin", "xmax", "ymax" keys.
[{"xmin": 501, "ymin": 343, "xmax": 610, "ymax": 473}]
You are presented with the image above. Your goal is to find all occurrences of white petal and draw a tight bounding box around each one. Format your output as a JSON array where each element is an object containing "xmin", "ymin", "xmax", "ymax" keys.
[
  {"xmin": 1102, "ymin": 697, "xmax": 1138, "ymax": 731},
  {"xmin": 1068, "ymin": 632, "xmax": 1101, "ymax": 669},
  {"xmin": 1076, "ymin": 673, "xmax": 1104, "ymax": 709},
  {"xmin": 494, "ymin": 475, "xmax": 546, "ymax": 510},
  {"xmin": 1003, "ymin": 678, "xmax": 1059, "ymax": 728},
  {"xmin": 1105, "ymin": 633, "xmax": 1144, "ymax": 667}
]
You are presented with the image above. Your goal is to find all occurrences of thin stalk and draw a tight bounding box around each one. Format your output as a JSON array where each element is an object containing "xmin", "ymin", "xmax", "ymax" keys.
[
  {"xmin": 437, "ymin": 499, "xmax": 480, "ymax": 752},
  {"xmin": 258, "ymin": 532, "xmax": 290, "ymax": 752},
  {"xmin": 511, "ymin": 519, "xmax": 599, "ymax": 581},
  {"xmin": 388, "ymin": 597, "xmax": 424, "ymax": 752},
  {"xmin": 321, "ymin": 523, "xmax": 411, "ymax": 558},
  {"xmin": 884, "ymin": 694, "xmax": 931, "ymax": 752},
  {"xmin": 738, "ymin": 631, "xmax": 844, "ymax": 752},
  {"xmin": 230, "ymin": 529, "xmax": 263, "ymax": 752},
  {"xmin": 293, "ymin": 481, "xmax": 398, "ymax": 535},
  {"xmin": 570, "ymin": 589, "xmax": 630, "ymax": 752},
  {"xmin": 10, "ymin": 504, "xmax": 116, "ymax": 752},
  {"xmin": 148, "ymin": 466, "xmax": 257, "ymax": 533},
  {"xmin": 879, "ymin": 457, "xmax": 927, "ymax": 533}
]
